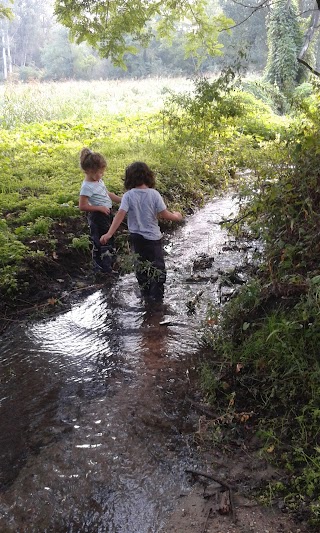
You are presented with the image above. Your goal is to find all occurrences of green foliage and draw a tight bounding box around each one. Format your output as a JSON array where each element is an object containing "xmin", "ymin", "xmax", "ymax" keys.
[
  {"xmin": 0, "ymin": 219, "xmax": 28, "ymax": 266},
  {"xmin": 8, "ymin": 0, "xmax": 52, "ymax": 72},
  {"xmin": 264, "ymin": 0, "xmax": 304, "ymax": 91},
  {"xmin": 292, "ymin": 81, "xmax": 314, "ymax": 100},
  {"xmin": 199, "ymin": 362, "xmax": 221, "ymax": 403},
  {"xmin": 40, "ymin": 26, "xmax": 100, "ymax": 81},
  {"xmin": 0, "ymin": 78, "xmax": 192, "ymax": 129},
  {"xmin": 0, "ymin": 2, "xmax": 13, "ymax": 20},
  {"xmin": 201, "ymin": 279, "xmax": 320, "ymax": 523},
  {"xmin": 240, "ymin": 79, "xmax": 289, "ymax": 114},
  {"xmin": 201, "ymin": 83, "xmax": 320, "ymax": 526},
  {"xmin": 161, "ymin": 72, "xmax": 288, "ymax": 175},
  {"xmin": 70, "ymin": 234, "xmax": 90, "ymax": 251},
  {"xmin": 0, "ymin": 265, "xmax": 19, "ymax": 295},
  {"xmin": 0, "ymin": 78, "xmax": 224, "ymax": 296},
  {"xmin": 54, "ymin": 0, "xmax": 233, "ymax": 68},
  {"xmin": 218, "ymin": 0, "xmax": 268, "ymax": 71},
  {"xmin": 14, "ymin": 217, "xmax": 53, "ymax": 238}
]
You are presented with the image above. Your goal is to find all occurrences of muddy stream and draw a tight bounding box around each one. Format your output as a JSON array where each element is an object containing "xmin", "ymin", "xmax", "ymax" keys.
[{"xmin": 0, "ymin": 196, "xmax": 252, "ymax": 532}]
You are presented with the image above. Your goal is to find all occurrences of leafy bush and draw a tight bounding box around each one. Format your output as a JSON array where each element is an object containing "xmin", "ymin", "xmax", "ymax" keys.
[
  {"xmin": 162, "ymin": 74, "xmax": 289, "ymax": 169},
  {"xmin": 201, "ymin": 84, "xmax": 320, "ymax": 526},
  {"xmin": 71, "ymin": 234, "xmax": 90, "ymax": 251},
  {"xmin": 0, "ymin": 220, "xmax": 28, "ymax": 266},
  {"xmin": 14, "ymin": 217, "xmax": 53, "ymax": 238},
  {"xmin": 241, "ymin": 79, "xmax": 289, "ymax": 114}
]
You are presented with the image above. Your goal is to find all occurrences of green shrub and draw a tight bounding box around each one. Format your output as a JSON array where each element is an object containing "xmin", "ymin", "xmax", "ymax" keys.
[
  {"xmin": 241, "ymin": 79, "xmax": 289, "ymax": 114},
  {"xmin": 0, "ymin": 220, "xmax": 28, "ymax": 266},
  {"xmin": 71, "ymin": 234, "xmax": 90, "ymax": 251},
  {"xmin": 14, "ymin": 216, "xmax": 53, "ymax": 238}
]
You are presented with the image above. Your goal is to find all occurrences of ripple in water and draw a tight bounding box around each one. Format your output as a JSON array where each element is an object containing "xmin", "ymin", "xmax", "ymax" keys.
[{"xmin": 0, "ymin": 196, "xmax": 252, "ymax": 532}]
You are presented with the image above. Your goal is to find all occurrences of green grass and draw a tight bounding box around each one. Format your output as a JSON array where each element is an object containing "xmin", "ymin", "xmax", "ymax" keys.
[{"xmin": 0, "ymin": 78, "xmax": 194, "ymax": 128}]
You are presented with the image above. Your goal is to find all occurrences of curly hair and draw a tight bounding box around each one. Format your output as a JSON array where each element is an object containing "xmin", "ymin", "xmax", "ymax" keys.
[
  {"xmin": 80, "ymin": 148, "xmax": 106, "ymax": 172},
  {"xmin": 124, "ymin": 161, "xmax": 156, "ymax": 190}
]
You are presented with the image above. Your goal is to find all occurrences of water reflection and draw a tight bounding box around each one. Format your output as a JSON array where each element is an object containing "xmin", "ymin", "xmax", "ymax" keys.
[{"xmin": 0, "ymin": 195, "xmax": 250, "ymax": 532}]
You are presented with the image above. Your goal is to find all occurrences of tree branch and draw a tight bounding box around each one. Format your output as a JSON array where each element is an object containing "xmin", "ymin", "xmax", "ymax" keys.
[
  {"xmin": 231, "ymin": 0, "xmax": 270, "ymax": 9},
  {"xmin": 297, "ymin": 57, "xmax": 320, "ymax": 77},
  {"xmin": 219, "ymin": 5, "xmax": 264, "ymax": 32},
  {"xmin": 298, "ymin": 8, "xmax": 320, "ymax": 77}
]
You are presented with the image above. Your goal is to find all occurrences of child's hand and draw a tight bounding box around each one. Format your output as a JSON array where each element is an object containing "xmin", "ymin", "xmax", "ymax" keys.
[
  {"xmin": 100, "ymin": 234, "xmax": 110, "ymax": 245},
  {"xmin": 172, "ymin": 211, "xmax": 183, "ymax": 221}
]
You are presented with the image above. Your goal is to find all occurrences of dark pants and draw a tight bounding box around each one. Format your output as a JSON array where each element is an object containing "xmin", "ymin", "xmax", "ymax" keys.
[
  {"xmin": 87, "ymin": 212, "xmax": 116, "ymax": 273},
  {"xmin": 129, "ymin": 233, "xmax": 166, "ymax": 300}
]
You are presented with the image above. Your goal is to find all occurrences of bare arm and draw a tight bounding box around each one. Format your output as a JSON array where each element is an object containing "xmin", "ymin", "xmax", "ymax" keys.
[
  {"xmin": 100, "ymin": 209, "xmax": 127, "ymax": 244},
  {"xmin": 158, "ymin": 209, "xmax": 183, "ymax": 222},
  {"xmin": 79, "ymin": 195, "xmax": 110, "ymax": 215},
  {"xmin": 109, "ymin": 192, "xmax": 122, "ymax": 203}
]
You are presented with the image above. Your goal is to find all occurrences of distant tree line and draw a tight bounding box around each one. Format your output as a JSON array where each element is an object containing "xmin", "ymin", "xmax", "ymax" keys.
[
  {"xmin": 0, "ymin": 0, "xmax": 266, "ymax": 81},
  {"xmin": 0, "ymin": 0, "xmax": 319, "ymax": 85}
]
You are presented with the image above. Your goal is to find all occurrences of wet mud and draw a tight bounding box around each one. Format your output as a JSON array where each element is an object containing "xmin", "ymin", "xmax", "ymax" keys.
[{"xmin": 0, "ymin": 196, "xmax": 258, "ymax": 532}]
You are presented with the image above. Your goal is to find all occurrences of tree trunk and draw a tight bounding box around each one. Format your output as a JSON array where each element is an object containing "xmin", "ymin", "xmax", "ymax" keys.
[
  {"xmin": 6, "ymin": 30, "xmax": 12, "ymax": 75},
  {"xmin": 299, "ymin": 10, "xmax": 320, "ymax": 59},
  {"xmin": 2, "ymin": 31, "xmax": 8, "ymax": 79},
  {"xmin": 297, "ymin": 3, "xmax": 320, "ymax": 77}
]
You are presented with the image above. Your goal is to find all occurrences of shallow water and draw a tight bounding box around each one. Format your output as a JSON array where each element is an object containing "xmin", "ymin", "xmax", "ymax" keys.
[{"xmin": 0, "ymin": 195, "xmax": 253, "ymax": 532}]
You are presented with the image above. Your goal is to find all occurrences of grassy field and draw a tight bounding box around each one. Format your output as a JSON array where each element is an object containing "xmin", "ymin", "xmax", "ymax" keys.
[{"xmin": 0, "ymin": 77, "xmax": 194, "ymax": 128}]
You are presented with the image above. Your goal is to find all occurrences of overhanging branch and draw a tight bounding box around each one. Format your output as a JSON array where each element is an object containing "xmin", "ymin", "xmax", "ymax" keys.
[{"xmin": 297, "ymin": 57, "xmax": 320, "ymax": 77}]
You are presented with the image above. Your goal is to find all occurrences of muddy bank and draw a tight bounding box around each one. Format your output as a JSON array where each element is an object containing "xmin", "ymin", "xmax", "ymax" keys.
[{"xmin": 0, "ymin": 196, "xmax": 308, "ymax": 532}]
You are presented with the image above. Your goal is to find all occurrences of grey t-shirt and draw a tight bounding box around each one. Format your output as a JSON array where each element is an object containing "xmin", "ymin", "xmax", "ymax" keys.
[
  {"xmin": 120, "ymin": 188, "xmax": 166, "ymax": 240},
  {"xmin": 79, "ymin": 179, "xmax": 112, "ymax": 209}
]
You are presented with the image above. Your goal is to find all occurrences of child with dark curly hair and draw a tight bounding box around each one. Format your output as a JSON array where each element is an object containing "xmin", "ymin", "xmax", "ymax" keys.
[
  {"xmin": 79, "ymin": 148, "xmax": 121, "ymax": 274},
  {"xmin": 100, "ymin": 161, "xmax": 183, "ymax": 300}
]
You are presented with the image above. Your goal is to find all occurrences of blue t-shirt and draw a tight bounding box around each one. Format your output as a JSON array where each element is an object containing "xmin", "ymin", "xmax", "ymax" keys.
[
  {"xmin": 79, "ymin": 179, "xmax": 112, "ymax": 209},
  {"xmin": 120, "ymin": 188, "xmax": 166, "ymax": 240}
]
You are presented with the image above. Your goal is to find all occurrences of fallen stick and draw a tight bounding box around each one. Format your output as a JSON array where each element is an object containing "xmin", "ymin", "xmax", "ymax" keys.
[
  {"xmin": 202, "ymin": 506, "xmax": 213, "ymax": 533},
  {"xmin": 185, "ymin": 469, "xmax": 237, "ymax": 523}
]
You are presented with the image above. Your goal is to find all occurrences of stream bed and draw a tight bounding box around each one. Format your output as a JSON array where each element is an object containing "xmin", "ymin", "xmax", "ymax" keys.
[{"xmin": 0, "ymin": 195, "xmax": 253, "ymax": 532}]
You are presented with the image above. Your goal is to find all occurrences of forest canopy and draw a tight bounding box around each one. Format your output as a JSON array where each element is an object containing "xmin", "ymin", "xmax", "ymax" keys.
[
  {"xmin": 0, "ymin": 1, "xmax": 319, "ymax": 82},
  {"xmin": 54, "ymin": 0, "xmax": 320, "ymax": 76},
  {"xmin": 54, "ymin": 0, "xmax": 233, "ymax": 68}
]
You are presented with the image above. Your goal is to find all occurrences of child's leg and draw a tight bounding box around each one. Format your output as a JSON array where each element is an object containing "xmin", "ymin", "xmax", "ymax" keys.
[
  {"xmin": 148, "ymin": 240, "xmax": 166, "ymax": 300},
  {"xmin": 88, "ymin": 212, "xmax": 116, "ymax": 273},
  {"xmin": 130, "ymin": 234, "xmax": 166, "ymax": 299}
]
